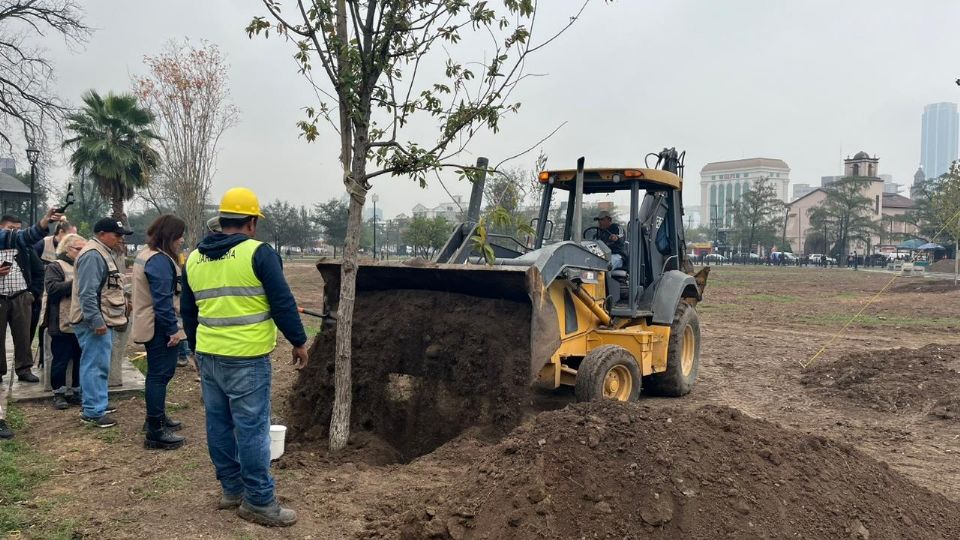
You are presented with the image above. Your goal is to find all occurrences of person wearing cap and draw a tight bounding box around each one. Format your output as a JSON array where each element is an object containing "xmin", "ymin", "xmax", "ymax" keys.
[
  {"xmin": 70, "ymin": 217, "xmax": 134, "ymax": 428},
  {"xmin": 181, "ymin": 187, "xmax": 308, "ymax": 527},
  {"xmin": 594, "ymin": 210, "xmax": 627, "ymax": 270}
]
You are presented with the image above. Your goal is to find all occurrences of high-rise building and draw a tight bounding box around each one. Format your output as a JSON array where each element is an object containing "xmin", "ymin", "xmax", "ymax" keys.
[
  {"xmin": 920, "ymin": 102, "xmax": 959, "ymax": 180},
  {"xmin": 821, "ymin": 175, "xmax": 843, "ymax": 187},
  {"xmin": 699, "ymin": 158, "xmax": 790, "ymax": 228}
]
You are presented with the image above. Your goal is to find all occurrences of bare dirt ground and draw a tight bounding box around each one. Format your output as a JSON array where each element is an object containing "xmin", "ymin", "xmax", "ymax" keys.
[{"xmin": 5, "ymin": 263, "xmax": 960, "ymax": 539}]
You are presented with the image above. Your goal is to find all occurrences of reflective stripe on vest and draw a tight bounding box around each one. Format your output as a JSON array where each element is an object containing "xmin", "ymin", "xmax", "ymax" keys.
[{"xmin": 185, "ymin": 238, "xmax": 276, "ymax": 358}]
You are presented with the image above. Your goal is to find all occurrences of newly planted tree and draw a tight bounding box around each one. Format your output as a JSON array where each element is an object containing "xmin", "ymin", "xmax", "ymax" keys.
[
  {"xmin": 928, "ymin": 163, "xmax": 960, "ymax": 284},
  {"xmin": 729, "ymin": 176, "xmax": 782, "ymax": 254},
  {"xmin": 63, "ymin": 91, "xmax": 161, "ymax": 220},
  {"xmin": 249, "ymin": 0, "xmax": 589, "ymax": 450}
]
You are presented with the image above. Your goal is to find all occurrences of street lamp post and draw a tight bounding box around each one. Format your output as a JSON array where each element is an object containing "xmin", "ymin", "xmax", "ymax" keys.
[
  {"xmin": 26, "ymin": 145, "xmax": 40, "ymax": 224},
  {"xmin": 371, "ymin": 193, "xmax": 379, "ymax": 260}
]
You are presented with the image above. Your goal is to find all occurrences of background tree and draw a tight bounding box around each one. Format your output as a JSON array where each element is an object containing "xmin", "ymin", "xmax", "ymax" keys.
[
  {"xmin": 313, "ymin": 198, "xmax": 349, "ymax": 249},
  {"xmin": 258, "ymin": 199, "xmax": 299, "ymax": 252},
  {"xmin": 729, "ymin": 176, "xmax": 781, "ymax": 254},
  {"xmin": 0, "ymin": 0, "xmax": 89, "ymax": 152},
  {"xmin": 928, "ymin": 163, "xmax": 960, "ymax": 283},
  {"xmin": 404, "ymin": 215, "xmax": 450, "ymax": 258},
  {"xmin": 63, "ymin": 90, "xmax": 162, "ymax": 220},
  {"xmin": 134, "ymin": 40, "xmax": 239, "ymax": 248},
  {"xmin": 249, "ymin": 0, "xmax": 589, "ymax": 451},
  {"xmin": 806, "ymin": 176, "xmax": 878, "ymax": 261},
  {"xmin": 64, "ymin": 170, "xmax": 110, "ymax": 235}
]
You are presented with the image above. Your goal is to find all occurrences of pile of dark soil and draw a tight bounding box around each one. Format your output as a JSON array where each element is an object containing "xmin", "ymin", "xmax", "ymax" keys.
[
  {"xmin": 926, "ymin": 259, "xmax": 956, "ymax": 274},
  {"xmin": 890, "ymin": 279, "xmax": 960, "ymax": 293},
  {"xmin": 801, "ymin": 344, "xmax": 960, "ymax": 418},
  {"xmin": 362, "ymin": 401, "xmax": 960, "ymax": 539},
  {"xmin": 288, "ymin": 289, "xmax": 534, "ymax": 461}
]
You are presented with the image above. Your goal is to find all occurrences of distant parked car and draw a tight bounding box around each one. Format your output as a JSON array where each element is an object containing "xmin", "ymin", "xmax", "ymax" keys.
[
  {"xmin": 809, "ymin": 253, "xmax": 836, "ymax": 265},
  {"xmin": 703, "ymin": 253, "xmax": 727, "ymax": 263}
]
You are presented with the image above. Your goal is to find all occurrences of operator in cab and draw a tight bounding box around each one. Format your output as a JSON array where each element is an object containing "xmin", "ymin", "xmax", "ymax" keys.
[{"xmin": 594, "ymin": 210, "xmax": 626, "ymax": 270}]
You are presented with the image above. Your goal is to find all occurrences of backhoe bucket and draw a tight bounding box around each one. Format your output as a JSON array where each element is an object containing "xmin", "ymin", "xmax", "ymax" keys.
[{"xmin": 292, "ymin": 259, "xmax": 561, "ymax": 460}]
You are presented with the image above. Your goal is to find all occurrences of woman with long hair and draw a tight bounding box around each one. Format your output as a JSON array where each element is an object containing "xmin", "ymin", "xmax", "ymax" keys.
[
  {"xmin": 44, "ymin": 233, "xmax": 86, "ymax": 410},
  {"xmin": 132, "ymin": 214, "xmax": 187, "ymax": 450}
]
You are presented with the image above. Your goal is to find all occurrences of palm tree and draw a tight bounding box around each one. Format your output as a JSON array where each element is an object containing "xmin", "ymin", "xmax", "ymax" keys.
[{"xmin": 63, "ymin": 90, "xmax": 161, "ymax": 220}]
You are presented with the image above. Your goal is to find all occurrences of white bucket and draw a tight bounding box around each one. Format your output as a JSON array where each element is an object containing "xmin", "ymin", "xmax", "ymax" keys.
[{"xmin": 269, "ymin": 425, "xmax": 287, "ymax": 461}]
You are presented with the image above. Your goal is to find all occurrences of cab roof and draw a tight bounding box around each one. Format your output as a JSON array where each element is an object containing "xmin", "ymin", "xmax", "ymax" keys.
[{"xmin": 538, "ymin": 168, "xmax": 682, "ymax": 192}]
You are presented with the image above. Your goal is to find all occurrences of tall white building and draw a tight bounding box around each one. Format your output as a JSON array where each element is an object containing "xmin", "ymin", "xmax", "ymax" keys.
[{"xmin": 699, "ymin": 158, "xmax": 790, "ymax": 228}]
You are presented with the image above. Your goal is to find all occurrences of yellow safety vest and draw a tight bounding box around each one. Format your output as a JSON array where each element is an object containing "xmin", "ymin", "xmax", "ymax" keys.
[{"xmin": 185, "ymin": 238, "xmax": 277, "ymax": 358}]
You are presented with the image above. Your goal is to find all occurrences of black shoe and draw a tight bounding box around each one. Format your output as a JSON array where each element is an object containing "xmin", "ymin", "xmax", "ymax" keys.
[
  {"xmin": 66, "ymin": 393, "xmax": 82, "ymax": 406},
  {"xmin": 80, "ymin": 413, "xmax": 117, "ymax": 428},
  {"xmin": 52, "ymin": 394, "xmax": 69, "ymax": 410},
  {"xmin": 17, "ymin": 371, "xmax": 40, "ymax": 383},
  {"xmin": 144, "ymin": 417, "xmax": 185, "ymax": 450},
  {"xmin": 0, "ymin": 419, "xmax": 12, "ymax": 439},
  {"xmin": 177, "ymin": 357, "xmax": 189, "ymax": 367},
  {"xmin": 104, "ymin": 401, "xmax": 117, "ymax": 414},
  {"xmin": 141, "ymin": 416, "xmax": 183, "ymax": 433}
]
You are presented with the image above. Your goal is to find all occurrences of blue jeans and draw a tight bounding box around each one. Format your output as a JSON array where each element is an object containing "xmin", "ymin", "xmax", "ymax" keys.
[
  {"xmin": 75, "ymin": 324, "xmax": 113, "ymax": 418},
  {"xmin": 610, "ymin": 253, "xmax": 624, "ymax": 270},
  {"xmin": 145, "ymin": 335, "xmax": 178, "ymax": 419},
  {"xmin": 198, "ymin": 353, "xmax": 275, "ymax": 506}
]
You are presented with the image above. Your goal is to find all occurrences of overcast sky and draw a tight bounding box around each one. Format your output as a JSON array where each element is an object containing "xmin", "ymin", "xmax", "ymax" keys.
[{"xmin": 26, "ymin": 0, "xmax": 960, "ymax": 218}]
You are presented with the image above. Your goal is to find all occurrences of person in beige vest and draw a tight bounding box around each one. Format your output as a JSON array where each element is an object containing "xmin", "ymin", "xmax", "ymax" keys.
[
  {"xmin": 71, "ymin": 218, "xmax": 132, "ymax": 428},
  {"xmin": 131, "ymin": 215, "xmax": 187, "ymax": 450},
  {"xmin": 43, "ymin": 233, "xmax": 85, "ymax": 410}
]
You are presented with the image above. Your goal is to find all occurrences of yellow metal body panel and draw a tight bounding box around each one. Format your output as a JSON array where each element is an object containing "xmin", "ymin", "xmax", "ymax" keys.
[
  {"xmin": 536, "ymin": 274, "xmax": 672, "ymax": 389},
  {"xmin": 539, "ymin": 167, "xmax": 682, "ymax": 190}
]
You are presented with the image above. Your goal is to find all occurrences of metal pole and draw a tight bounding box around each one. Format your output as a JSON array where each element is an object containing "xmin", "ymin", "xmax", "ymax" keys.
[
  {"xmin": 372, "ymin": 198, "xmax": 377, "ymax": 259},
  {"xmin": 571, "ymin": 157, "xmax": 585, "ymax": 242},
  {"xmin": 30, "ymin": 162, "xmax": 36, "ymax": 224}
]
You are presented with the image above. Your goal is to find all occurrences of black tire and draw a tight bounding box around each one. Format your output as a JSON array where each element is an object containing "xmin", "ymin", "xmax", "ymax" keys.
[
  {"xmin": 575, "ymin": 345, "xmax": 642, "ymax": 402},
  {"xmin": 645, "ymin": 302, "xmax": 701, "ymax": 397}
]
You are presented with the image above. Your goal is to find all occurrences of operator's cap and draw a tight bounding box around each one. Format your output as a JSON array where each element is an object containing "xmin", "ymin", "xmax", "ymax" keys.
[
  {"xmin": 593, "ymin": 210, "xmax": 612, "ymax": 220},
  {"xmin": 206, "ymin": 216, "xmax": 222, "ymax": 233},
  {"xmin": 93, "ymin": 217, "xmax": 133, "ymax": 236}
]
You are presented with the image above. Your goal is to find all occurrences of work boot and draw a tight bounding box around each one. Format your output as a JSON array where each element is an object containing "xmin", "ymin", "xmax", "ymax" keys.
[
  {"xmin": 218, "ymin": 492, "xmax": 242, "ymax": 510},
  {"xmin": 237, "ymin": 500, "xmax": 297, "ymax": 527},
  {"xmin": 141, "ymin": 416, "xmax": 182, "ymax": 433},
  {"xmin": 17, "ymin": 371, "xmax": 39, "ymax": 383},
  {"xmin": 52, "ymin": 394, "xmax": 69, "ymax": 410},
  {"xmin": 144, "ymin": 416, "xmax": 184, "ymax": 450},
  {"xmin": 0, "ymin": 419, "xmax": 13, "ymax": 439},
  {"xmin": 66, "ymin": 392, "xmax": 82, "ymax": 406}
]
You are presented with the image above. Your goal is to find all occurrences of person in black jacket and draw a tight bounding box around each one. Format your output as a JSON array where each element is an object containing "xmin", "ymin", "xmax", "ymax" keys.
[{"xmin": 44, "ymin": 234, "xmax": 86, "ymax": 409}]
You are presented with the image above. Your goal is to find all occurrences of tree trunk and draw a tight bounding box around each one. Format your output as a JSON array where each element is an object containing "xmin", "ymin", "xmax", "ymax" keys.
[
  {"xmin": 111, "ymin": 192, "xmax": 124, "ymax": 221},
  {"xmin": 328, "ymin": 0, "xmax": 356, "ymax": 453}
]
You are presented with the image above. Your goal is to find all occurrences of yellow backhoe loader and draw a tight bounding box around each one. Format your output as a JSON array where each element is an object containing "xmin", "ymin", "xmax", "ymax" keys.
[{"xmin": 316, "ymin": 148, "xmax": 707, "ymax": 404}]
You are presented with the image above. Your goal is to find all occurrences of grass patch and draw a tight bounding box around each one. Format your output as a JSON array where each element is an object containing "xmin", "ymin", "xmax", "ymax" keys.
[
  {"xmin": 0, "ymin": 413, "xmax": 56, "ymax": 535},
  {"xmin": 798, "ymin": 312, "xmax": 960, "ymax": 328},
  {"xmin": 744, "ymin": 293, "xmax": 800, "ymax": 303},
  {"xmin": 137, "ymin": 470, "xmax": 190, "ymax": 500},
  {"xmin": 93, "ymin": 428, "xmax": 122, "ymax": 444},
  {"xmin": 130, "ymin": 355, "xmax": 148, "ymax": 376}
]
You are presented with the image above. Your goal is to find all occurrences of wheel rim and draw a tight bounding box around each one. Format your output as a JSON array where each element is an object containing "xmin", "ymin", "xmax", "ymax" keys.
[
  {"xmin": 602, "ymin": 365, "xmax": 633, "ymax": 401},
  {"xmin": 681, "ymin": 324, "xmax": 695, "ymax": 377}
]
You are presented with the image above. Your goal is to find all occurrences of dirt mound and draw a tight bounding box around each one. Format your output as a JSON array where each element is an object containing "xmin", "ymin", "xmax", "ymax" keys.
[
  {"xmin": 890, "ymin": 279, "xmax": 960, "ymax": 293},
  {"xmin": 288, "ymin": 289, "xmax": 534, "ymax": 461},
  {"xmin": 801, "ymin": 344, "xmax": 960, "ymax": 418},
  {"xmin": 926, "ymin": 259, "xmax": 955, "ymax": 274},
  {"xmin": 362, "ymin": 401, "xmax": 960, "ymax": 539}
]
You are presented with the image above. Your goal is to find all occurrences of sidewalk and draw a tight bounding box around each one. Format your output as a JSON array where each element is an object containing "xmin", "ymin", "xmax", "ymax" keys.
[{"xmin": 2, "ymin": 332, "xmax": 145, "ymax": 406}]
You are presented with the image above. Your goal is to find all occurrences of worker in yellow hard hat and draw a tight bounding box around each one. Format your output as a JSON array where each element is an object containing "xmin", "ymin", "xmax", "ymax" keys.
[{"xmin": 181, "ymin": 187, "xmax": 308, "ymax": 527}]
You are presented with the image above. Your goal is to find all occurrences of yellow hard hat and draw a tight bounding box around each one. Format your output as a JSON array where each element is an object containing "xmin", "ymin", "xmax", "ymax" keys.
[{"xmin": 219, "ymin": 187, "xmax": 265, "ymax": 219}]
